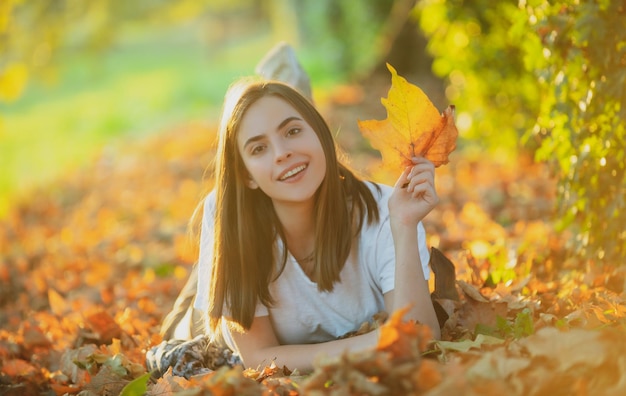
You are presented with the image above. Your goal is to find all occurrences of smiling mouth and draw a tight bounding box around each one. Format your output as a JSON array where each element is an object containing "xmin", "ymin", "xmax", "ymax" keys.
[{"xmin": 279, "ymin": 164, "xmax": 307, "ymax": 181}]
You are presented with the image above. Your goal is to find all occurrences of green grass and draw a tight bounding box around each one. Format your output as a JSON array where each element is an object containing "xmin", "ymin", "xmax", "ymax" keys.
[{"xmin": 0, "ymin": 29, "xmax": 299, "ymax": 217}]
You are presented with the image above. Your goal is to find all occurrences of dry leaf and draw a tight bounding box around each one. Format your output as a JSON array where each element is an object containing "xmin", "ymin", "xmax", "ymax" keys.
[
  {"xmin": 358, "ymin": 63, "xmax": 458, "ymax": 172},
  {"xmin": 376, "ymin": 306, "xmax": 432, "ymax": 362},
  {"xmin": 456, "ymin": 298, "xmax": 508, "ymax": 333},
  {"xmin": 92, "ymin": 312, "xmax": 123, "ymax": 341},
  {"xmin": 48, "ymin": 289, "xmax": 69, "ymax": 317},
  {"xmin": 1, "ymin": 358, "xmax": 38, "ymax": 377},
  {"xmin": 413, "ymin": 359, "xmax": 443, "ymax": 392},
  {"xmin": 435, "ymin": 334, "xmax": 505, "ymax": 353},
  {"xmin": 457, "ymin": 280, "xmax": 488, "ymax": 303},
  {"xmin": 148, "ymin": 368, "xmax": 189, "ymax": 395}
]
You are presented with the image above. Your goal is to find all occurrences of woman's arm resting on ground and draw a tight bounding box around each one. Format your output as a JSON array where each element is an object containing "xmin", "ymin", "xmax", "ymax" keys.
[
  {"xmin": 230, "ymin": 315, "xmax": 378, "ymax": 372},
  {"xmin": 387, "ymin": 157, "xmax": 441, "ymax": 339}
]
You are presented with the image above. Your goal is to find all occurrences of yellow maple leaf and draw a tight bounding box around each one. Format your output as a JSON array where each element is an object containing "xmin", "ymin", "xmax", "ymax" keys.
[{"xmin": 358, "ymin": 63, "xmax": 458, "ymax": 172}]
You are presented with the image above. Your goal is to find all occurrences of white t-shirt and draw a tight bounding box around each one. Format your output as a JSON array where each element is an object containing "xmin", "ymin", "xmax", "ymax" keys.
[{"xmin": 194, "ymin": 182, "xmax": 430, "ymax": 348}]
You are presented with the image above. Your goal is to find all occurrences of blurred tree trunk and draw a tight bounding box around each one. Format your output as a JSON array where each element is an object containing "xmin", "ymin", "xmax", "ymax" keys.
[
  {"xmin": 371, "ymin": 15, "xmax": 432, "ymax": 78},
  {"xmin": 369, "ymin": 0, "xmax": 420, "ymax": 75},
  {"xmin": 265, "ymin": 0, "xmax": 300, "ymax": 47},
  {"xmin": 368, "ymin": 5, "xmax": 445, "ymax": 108}
]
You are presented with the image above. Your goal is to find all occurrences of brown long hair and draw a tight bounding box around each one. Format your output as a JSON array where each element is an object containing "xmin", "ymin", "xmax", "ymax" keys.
[{"xmin": 208, "ymin": 78, "xmax": 380, "ymax": 332}]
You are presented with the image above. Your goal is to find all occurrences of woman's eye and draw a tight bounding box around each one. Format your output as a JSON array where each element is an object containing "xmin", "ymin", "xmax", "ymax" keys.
[
  {"xmin": 251, "ymin": 145, "xmax": 266, "ymax": 155},
  {"xmin": 286, "ymin": 127, "xmax": 301, "ymax": 137}
]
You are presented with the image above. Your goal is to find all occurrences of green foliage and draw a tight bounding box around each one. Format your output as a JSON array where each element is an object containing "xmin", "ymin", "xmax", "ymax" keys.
[
  {"xmin": 0, "ymin": 0, "xmax": 258, "ymax": 103},
  {"xmin": 416, "ymin": 0, "xmax": 626, "ymax": 265},
  {"xmin": 528, "ymin": 0, "xmax": 626, "ymax": 264},
  {"xmin": 485, "ymin": 250, "xmax": 520, "ymax": 287},
  {"xmin": 476, "ymin": 308, "xmax": 535, "ymax": 339},
  {"xmin": 296, "ymin": 0, "xmax": 397, "ymax": 80},
  {"xmin": 415, "ymin": 0, "xmax": 542, "ymax": 156},
  {"xmin": 0, "ymin": 0, "xmax": 393, "ymax": 104},
  {"xmin": 120, "ymin": 372, "xmax": 151, "ymax": 396}
]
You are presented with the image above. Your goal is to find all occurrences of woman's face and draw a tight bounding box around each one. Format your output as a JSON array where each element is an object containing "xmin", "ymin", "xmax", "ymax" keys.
[{"xmin": 236, "ymin": 95, "xmax": 327, "ymax": 206}]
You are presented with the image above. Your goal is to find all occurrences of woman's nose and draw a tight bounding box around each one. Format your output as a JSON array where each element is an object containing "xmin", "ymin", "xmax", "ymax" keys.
[{"xmin": 274, "ymin": 143, "xmax": 292, "ymax": 162}]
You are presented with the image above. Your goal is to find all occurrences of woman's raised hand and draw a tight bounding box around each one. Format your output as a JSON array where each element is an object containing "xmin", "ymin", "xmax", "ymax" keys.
[{"xmin": 388, "ymin": 157, "xmax": 439, "ymax": 229}]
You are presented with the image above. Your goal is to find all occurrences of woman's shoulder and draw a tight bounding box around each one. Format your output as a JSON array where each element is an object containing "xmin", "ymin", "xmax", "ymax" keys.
[
  {"xmin": 205, "ymin": 189, "xmax": 217, "ymax": 202},
  {"xmin": 200, "ymin": 190, "xmax": 217, "ymax": 220}
]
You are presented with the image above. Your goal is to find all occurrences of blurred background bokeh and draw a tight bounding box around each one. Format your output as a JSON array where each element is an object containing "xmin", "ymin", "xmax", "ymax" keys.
[
  {"xmin": 1, "ymin": 0, "xmax": 440, "ymax": 214},
  {"xmin": 1, "ymin": 0, "xmax": 624, "ymax": 265}
]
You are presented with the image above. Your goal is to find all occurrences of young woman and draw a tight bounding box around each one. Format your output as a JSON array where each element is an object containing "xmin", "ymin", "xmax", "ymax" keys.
[{"xmin": 191, "ymin": 77, "xmax": 440, "ymax": 372}]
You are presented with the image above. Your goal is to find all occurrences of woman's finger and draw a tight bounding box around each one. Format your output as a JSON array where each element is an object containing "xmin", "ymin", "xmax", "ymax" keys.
[
  {"xmin": 411, "ymin": 156, "xmax": 435, "ymax": 168},
  {"xmin": 406, "ymin": 169, "xmax": 435, "ymax": 193},
  {"xmin": 410, "ymin": 182, "xmax": 437, "ymax": 201},
  {"xmin": 394, "ymin": 166, "xmax": 412, "ymax": 190},
  {"xmin": 408, "ymin": 162, "xmax": 435, "ymax": 178}
]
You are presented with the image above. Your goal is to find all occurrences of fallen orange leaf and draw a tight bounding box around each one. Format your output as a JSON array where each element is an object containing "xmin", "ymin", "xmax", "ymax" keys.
[
  {"xmin": 49, "ymin": 383, "xmax": 81, "ymax": 395},
  {"xmin": 414, "ymin": 358, "xmax": 443, "ymax": 391},
  {"xmin": 358, "ymin": 63, "xmax": 458, "ymax": 171},
  {"xmin": 376, "ymin": 306, "xmax": 432, "ymax": 362},
  {"xmin": 48, "ymin": 289, "xmax": 69, "ymax": 317},
  {"xmin": 1, "ymin": 358, "xmax": 37, "ymax": 377}
]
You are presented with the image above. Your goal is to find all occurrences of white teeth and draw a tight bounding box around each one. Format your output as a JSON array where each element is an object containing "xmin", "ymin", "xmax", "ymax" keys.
[{"xmin": 280, "ymin": 165, "xmax": 306, "ymax": 180}]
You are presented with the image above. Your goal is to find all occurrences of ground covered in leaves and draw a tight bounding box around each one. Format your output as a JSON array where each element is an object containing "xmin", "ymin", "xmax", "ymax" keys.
[{"xmin": 1, "ymin": 90, "xmax": 626, "ymax": 395}]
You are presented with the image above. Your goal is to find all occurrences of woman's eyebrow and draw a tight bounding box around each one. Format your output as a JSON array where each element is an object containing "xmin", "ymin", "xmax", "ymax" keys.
[
  {"xmin": 243, "ymin": 135, "xmax": 264, "ymax": 150},
  {"xmin": 276, "ymin": 116, "xmax": 302, "ymax": 130},
  {"xmin": 243, "ymin": 116, "xmax": 303, "ymax": 150}
]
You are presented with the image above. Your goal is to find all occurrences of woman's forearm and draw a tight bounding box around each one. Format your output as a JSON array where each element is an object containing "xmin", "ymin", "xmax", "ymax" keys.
[
  {"xmin": 244, "ymin": 330, "xmax": 378, "ymax": 372},
  {"xmin": 391, "ymin": 223, "xmax": 441, "ymax": 339}
]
